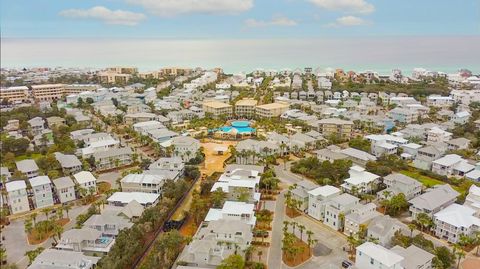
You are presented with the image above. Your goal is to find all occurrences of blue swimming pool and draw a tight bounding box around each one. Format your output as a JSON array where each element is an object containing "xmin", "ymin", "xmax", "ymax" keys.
[
  {"xmin": 218, "ymin": 126, "xmax": 255, "ymax": 134},
  {"xmin": 231, "ymin": 121, "xmax": 251, "ymax": 128}
]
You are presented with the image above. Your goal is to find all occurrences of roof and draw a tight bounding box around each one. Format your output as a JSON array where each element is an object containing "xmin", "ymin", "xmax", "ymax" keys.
[
  {"xmin": 53, "ymin": 176, "xmax": 75, "ymax": 189},
  {"xmin": 61, "ymin": 227, "xmax": 101, "ymax": 243},
  {"xmin": 434, "ymin": 204, "xmax": 480, "ymax": 228},
  {"xmin": 203, "ymin": 101, "xmax": 232, "ymax": 109},
  {"xmin": 93, "ymin": 147, "xmax": 132, "ymax": 159},
  {"xmin": 120, "ymin": 200, "xmax": 144, "ymax": 218},
  {"xmin": 368, "ymin": 215, "xmax": 407, "ymax": 238},
  {"xmin": 16, "ymin": 159, "xmax": 39, "ymax": 173},
  {"xmin": 317, "ymin": 118, "xmax": 353, "ymax": 125},
  {"xmin": 107, "ymin": 192, "xmax": 160, "ymax": 205},
  {"xmin": 330, "ymin": 193, "xmax": 359, "ymax": 206},
  {"xmin": 54, "ymin": 152, "xmax": 82, "ymax": 168},
  {"xmin": 256, "ymin": 102, "xmax": 289, "ymax": 109},
  {"xmin": 308, "ymin": 185, "xmax": 341, "ymax": 197},
  {"xmin": 171, "ymin": 136, "xmax": 199, "ymax": 146},
  {"xmin": 121, "ymin": 173, "xmax": 165, "ymax": 184},
  {"xmin": 28, "ymin": 248, "xmax": 100, "ymax": 269},
  {"xmin": 447, "ymin": 137, "xmax": 470, "ymax": 146},
  {"xmin": 409, "ymin": 184, "xmax": 459, "ymax": 211},
  {"xmin": 235, "ymin": 99, "xmax": 258, "ymax": 106},
  {"xmin": 390, "ymin": 245, "xmax": 434, "ymax": 269},
  {"xmin": 384, "ymin": 173, "xmax": 421, "ymax": 187},
  {"xmin": 340, "ymin": 147, "xmax": 377, "ymax": 162},
  {"xmin": 432, "ymin": 154, "xmax": 464, "ymax": 166},
  {"xmin": 83, "ymin": 213, "xmax": 132, "ymax": 229},
  {"xmin": 6, "ymin": 180, "xmax": 26, "ymax": 192},
  {"xmin": 345, "ymin": 166, "xmax": 380, "ymax": 185},
  {"xmin": 29, "ymin": 176, "xmax": 51, "ymax": 187},
  {"xmin": 356, "ymin": 242, "xmax": 404, "ymax": 267},
  {"xmin": 73, "ymin": 171, "xmax": 97, "ymax": 184}
]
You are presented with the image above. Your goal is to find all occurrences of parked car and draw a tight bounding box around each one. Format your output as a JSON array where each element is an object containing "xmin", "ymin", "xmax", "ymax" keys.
[{"xmin": 342, "ymin": 260, "xmax": 353, "ymax": 268}]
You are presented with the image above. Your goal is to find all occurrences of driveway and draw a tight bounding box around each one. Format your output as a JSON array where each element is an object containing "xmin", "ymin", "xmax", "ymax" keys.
[
  {"xmin": 98, "ymin": 171, "xmax": 121, "ymax": 189},
  {"xmin": 3, "ymin": 204, "xmax": 90, "ymax": 268}
]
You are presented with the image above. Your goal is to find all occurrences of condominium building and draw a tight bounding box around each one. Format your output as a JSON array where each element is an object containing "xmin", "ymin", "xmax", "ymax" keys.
[
  {"xmin": 98, "ymin": 72, "xmax": 132, "ymax": 84},
  {"xmin": 31, "ymin": 84, "xmax": 65, "ymax": 102},
  {"xmin": 63, "ymin": 84, "xmax": 101, "ymax": 95},
  {"xmin": 235, "ymin": 98, "xmax": 258, "ymax": 118},
  {"xmin": 160, "ymin": 67, "xmax": 193, "ymax": 76},
  {"xmin": 202, "ymin": 101, "xmax": 233, "ymax": 118},
  {"xmin": 106, "ymin": 66, "xmax": 138, "ymax": 74},
  {"xmin": 316, "ymin": 118, "xmax": 354, "ymax": 139},
  {"xmin": 0, "ymin": 86, "xmax": 29, "ymax": 104},
  {"xmin": 255, "ymin": 102, "xmax": 289, "ymax": 118}
]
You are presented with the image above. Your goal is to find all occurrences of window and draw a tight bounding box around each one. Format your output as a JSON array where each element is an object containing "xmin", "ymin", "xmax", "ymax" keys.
[{"xmin": 370, "ymin": 258, "xmax": 374, "ymax": 265}]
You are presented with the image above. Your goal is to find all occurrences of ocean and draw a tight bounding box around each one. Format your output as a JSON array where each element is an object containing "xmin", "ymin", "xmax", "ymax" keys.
[{"xmin": 1, "ymin": 36, "xmax": 479, "ymax": 75}]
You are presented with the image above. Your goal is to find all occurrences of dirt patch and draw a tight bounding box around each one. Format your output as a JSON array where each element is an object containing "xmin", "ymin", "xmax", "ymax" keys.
[
  {"xmin": 462, "ymin": 257, "xmax": 480, "ymax": 269},
  {"xmin": 27, "ymin": 218, "xmax": 69, "ymax": 245},
  {"xmin": 97, "ymin": 181, "xmax": 111, "ymax": 194},
  {"xmin": 286, "ymin": 207, "xmax": 301, "ymax": 218},
  {"xmin": 282, "ymin": 237, "xmax": 311, "ymax": 267},
  {"xmin": 179, "ymin": 215, "xmax": 197, "ymax": 237}
]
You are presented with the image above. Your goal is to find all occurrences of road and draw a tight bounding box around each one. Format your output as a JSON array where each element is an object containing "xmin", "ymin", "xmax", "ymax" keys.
[{"xmin": 267, "ymin": 190, "xmax": 286, "ymax": 269}]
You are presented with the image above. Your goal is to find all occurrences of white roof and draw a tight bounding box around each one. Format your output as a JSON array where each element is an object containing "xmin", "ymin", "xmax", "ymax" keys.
[
  {"xmin": 345, "ymin": 166, "xmax": 380, "ymax": 185},
  {"xmin": 222, "ymin": 201, "xmax": 255, "ymax": 215},
  {"xmin": 432, "ymin": 154, "xmax": 463, "ymax": 166},
  {"xmin": 107, "ymin": 192, "xmax": 160, "ymax": 205},
  {"xmin": 356, "ymin": 242, "xmax": 404, "ymax": 267},
  {"xmin": 308, "ymin": 185, "xmax": 341, "ymax": 197},
  {"xmin": 121, "ymin": 173, "xmax": 165, "ymax": 185},
  {"xmin": 6, "ymin": 180, "xmax": 26, "ymax": 192},
  {"xmin": 73, "ymin": 171, "xmax": 97, "ymax": 184},
  {"xmin": 403, "ymin": 143, "xmax": 422, "ymax": 149},
  {"xmin": 29, "ymin": 176, "xmax": 51, "ymax": 187},
  {"xmin": 434, "ymin": 204, "xmax": 480, "ymax": 228}
]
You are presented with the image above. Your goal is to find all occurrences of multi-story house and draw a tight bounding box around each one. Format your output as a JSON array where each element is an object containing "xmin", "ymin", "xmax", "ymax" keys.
[
  {"xmin": 316, "ymin": 118, "xmax": 354, "ymax": 139},
  {"xmin": 16, "ymin": 159, "xmax": 40, "ymax": 179},
  {"xmin": 93, "ymin": 147, "xmax": 133, "ymax": 170},
  {"xmin": 355, "ymin": 242, "xmax": 404, "ymax": 269},
  {"xmin": 29, "ymin": 176, "xmax": 54, "ymax": 209},
  {"xmin": 379, "ymin": 173, "xmax": 422, "ymax": 200},
  {"xmin": 446, "ymin": 138, "xmax": 471, "ymax": 151},
  {"xmin": 27, "ymin": 117, "xmax": 45, "ymax": 136},
  {"xmin": 171, "ymin": 136, "xmax": 201, "ymax": 162},
  {"xmin": 179, "ymin": 219, "xmax": 253, "ymax": 268},
  {"xmin": 205, "ymin": 201, "xmax": 256, "ymax": 227},
  {"xmin": 367, "ymin": 215, "xmax": 408, "ymax": 247},
  {"xmin": 339, "ymin": 148, "xmax": 377, "ymax": 167},
  {"xmin": 54, "ymin": 152, "xmax": 82, "ymax": 175},
  {"xmin": 433, "ymin": 204, "xmax": 480, "ymax": 243},
  {"xmin": 426, "ymin": 95, "xmax": 454, "ymax": 108},
  {"xmin": 409, "ymin": 184, "xmax": 459, "ymax": 219},
  {"xmin": 390, "ymin": 245, "xmax": 435, "ymax": 269},
  {"xmin": 388, "ymin": 107, "xmax": 418, "ymax": 124},
  {"xmin": 6, "ymin": 180, "xmax": 30, "ymax": 214},
  {"xmin": 235, "ymin": 98, "xmax": 258, "ymax": 118},
  {"xmin": 211, "ymin": 168, "xmax": 261, "ymax": 204},
  {"xmin": 73, "ymin": 171, "xmax": 97, "ymax": 194},
  {"xmin": 235, "ymin": 139, "xmax": 280, "ymax": 165},
  {"xmin": 341, "ymin": 166, "xmax": 380, "ymax": 195},
  {"xmin": 148, "ymin": 157, "xmax": 185, "ymax": 179},
  {"xmin": 53, "ymin": 176, "xmax": 76, "ymax": 204},
  {"xmin": 413, "ymin": 146, "xmax": 443, "ymax": 170},
  {"xmin": 290, "ymin": 180, "xmax": 318, "ymax": 212},
  {"xmin": 31, "ymin": 84, "xmax": 65, "ymax": 102},
  {"xmin": 56, "ymin": 227, "xmax": 115, "ymax": 254},
  {"xmin": 120, "ymin": 173, "xmax": 166, "ymax": 194},
  {"xmin": 83, "ymin": 213, "xmax": 133, "ymax": 237},
  {"xmin": 27, "ymin": 249, "xmax": 100, "ymax": 269},
  {"xmin": 344, "ymin": 203, "xmax": 380, "ymax": 236},
  {"xmin": 202, "ymin": 101, "xmax": 233, "ymax": 119},
  {"xmin": 124, "ymin": 112, "xmax": 158, "ymax": 125},
  {"xmin": 426, "ymin": 127, "xmax": 452, "ymax": 143},
  {"xmin": 431, "ymin": 154, "xmax": 475, "ymax": 177},
  {"xmin": 324, "ymin": 193, "xmax": 360, "ymax": 230},
  {"xmin": 255, "ymin": 102, "xmax": 289, "ymax": 118}
]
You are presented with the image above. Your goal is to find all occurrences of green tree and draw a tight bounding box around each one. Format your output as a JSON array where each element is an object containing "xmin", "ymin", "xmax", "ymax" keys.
[{"xmin": 217, "ymin": 254, "xmax": 245, "ymax": 269}]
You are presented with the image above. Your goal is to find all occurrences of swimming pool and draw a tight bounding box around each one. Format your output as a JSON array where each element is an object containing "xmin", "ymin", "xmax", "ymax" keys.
[
  {"xmin": 218, "ymin": 126, "xmax": 255, "ymax": 134},
  {"xmin": 231, "ymin": 121, "xmax": 251, "ymax": 128}
]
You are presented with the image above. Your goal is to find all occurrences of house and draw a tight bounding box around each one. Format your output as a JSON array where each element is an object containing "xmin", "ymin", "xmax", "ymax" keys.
[
  {"xmin": 204, "ymin": 201, "xmax": 256, "ymax": 227},
  {"xmin": 171, "ymin": 136, "xmax": 201, "ymax": 162},
  {"xmin": 451, "ymin": 111, "xmax": 471, "ymax": 124},
  {"xmin": 6, "ymin": 180, "xmax": 30, "ymax": 214},
  {"xmin": 107, "ymin": 192, "xmax": 160, "ymax": 207},
  {"xmin": 16, "ymin": 159, "xmax": 40, "ymax": 179},
  {"xmin": 46, "ymin": 116, "xmax": 66, "ymax": 127},
  {"xmin": 211, "ymin": 167, "xmax": 262, "ymax": 203},
  {"xmin": 56, "ymin": 227, "xmax": 114, "ymax": 254},
  {"xmin": 179, "ymin": 219, "xmax": 253, "ymax": 268},
  {"xmin": 235, "ymin": 139, "xmax": 279, "ymax": 164},
  {"xmin": 413, "ymin": 146, "xmax": 443, "ymax": 170},
  {"xmin": 81, "ymin": 136, "xmax": 120, "ymax": 157},
  {"xmin": 464, "ymin": 185, "xmax": 480, "ymax": 214},
  {"xmin": 426, "ymin": 95, "xmax": 454, "ymax": 107},
  {"xmin": 308, "ymin": 185, "xmax": 342, "ymax": 221},
  {"xmin": 379, "ymin": 173, "xmax": 422, "ymax": 200},
  {"xmin": 355, "ymin": 242, "xmax": 404, "ymax": 269},
  {"xmin": 388, "ymin": 107, "xmax": 418, "ymax": 123},
  {"xmin": 426, "ymin": 127, "xmax": 452, "ymax": 143},
  {"xmin": 344, "ymin": 203, "xmax": 380, "ymax": 236},
  {"xmin": 132, "ymin": 120, "xmax": 165, "ymax": 134},
  {"xmin": 290, "ymin": 132, "xmax": 316, "ymax": 150},
  {"xmin": 148, "ymin": 129, "xmax": 178, "ymax": 143},
  {"xmin": 433, "ymin": 204, "xmax": 480, "ymax": 243},
  {"xmin": 54, "ymin": 152, "xmax": 82, "ymax": 175},
  {"xmin": 341, "ymin": 166, "xmax": 380, "ymax": 195},
  {"xmin": 83, "ymin": 212, "xmax": 133, "ymax": 237},
  {"xmin": 29, "ymin": 176, "xmax": 54, "ymax": 209},
  {"xmin": 73, "ymin": 171, "xmax": 97, "ymax": 194},
  {"xmin": 120, "ymin": 173, "xmax": 166, "ymax": 194},
  {"xmin": 27, "ymin": 249, "xmax": 100, "ymax": 269},
  {"xmin": 53, "ymin": 176, "xmax": 76, "ymax": 204},
  {"xmin": 28, "ymin": 117, "xmax": 45, "ymax": 136},
  {"xmin": 315, "ymin": 146, "xmax": 348, "ymax": 163},
  {"xmin": 365, "ymin": 134, "xmax": 408, "ymax": 157},
  {"xmin": 148, "ymin": 157, "xmax": 185, "ymax": 179},
  {"xmin": 409, "ymin": 184, "xmax": 459, "ymax": 219},
  {"xmin": 93, "ymin": 147, "xmax": 133, "ymax": 170},
  {"xmin": 124, "ymin": 112, "xmax": 158, "ymax": 125},
  {"xmin": 431, "ymin": 154, "xmax": 475, "ymax": 177},
  {"xmin": 367, "ymin": 215, "xmax": 409, "ymax": 247},
  {"xmin": 446, "ymin": 137, "xmax": 471, "ymax": 151},
  {"xmin": 390, "ymin": 245, "xmax": 435, "ymax": 269},
  {"xmin": 324, "ymin": 193, "xmax": 360, "ymax": 230},
  {"xmin": 290, "ymin": 180, "xmax": 318, "ymax": 212},
  {"xmin": 339, "ymin": 148, "xmax": 377, "ymax": 167},
  {"xmin": 400, "ymin": 143, "xmax": 422, "ymax": 160}
]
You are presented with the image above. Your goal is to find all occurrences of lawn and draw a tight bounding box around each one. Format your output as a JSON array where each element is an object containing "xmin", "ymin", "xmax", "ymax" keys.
[
  {"xmin": 399, "ymin": 170, "xmax": 468, "ymax": 195},
  {"xmin": 15, "ymin": 153, "xmax": 44, "ymax": 162}
]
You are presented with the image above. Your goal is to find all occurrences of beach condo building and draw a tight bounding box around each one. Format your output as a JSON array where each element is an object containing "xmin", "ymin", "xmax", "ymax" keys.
[
  {"xmin": 202, "ymin": 101, "xmax": 233, "ymax": 119},
  {"xmin": 255, "ymin": 102, "xmax": 289, "ymax": 118}
]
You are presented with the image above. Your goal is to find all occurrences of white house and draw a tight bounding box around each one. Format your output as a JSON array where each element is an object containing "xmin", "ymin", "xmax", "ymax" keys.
[
  {"xmin": 171, "ymin": 136, "xmax": 201, "ymax": 162},
  {"xmin": 53, "ymin": 176, "xmax": 76, "ymax": 204},
  {"xmin": 73, "ymin": 171, "xmax": 97, "ymax": 194},
  {"xmin": 451, "ymin": 111, "xmax": 471, "ymax": 124},
  {"xmin": 390, "ymin": 245, "xmax": 435, "ymax": 269},
  {"xmin": 204, "ymin": 201, "xmax": 256, "ymax": 227},
  {"xmin": 6, "ymin": 180, "xmax": 30, "ymax": 214},
  {"xmin": 367, "ymin": 215, "xmax": 409, "ymax": 247},
  {"xmin": 120, "ymin": 173, "xmax": 166, "ymax": 194},
  {"xmin": 355, "ymin": 242, "xmax": 404, "ymax": 269},
  {"xmin": 426, "ymin": 127, "xmax": 452, "ymax": 143},
  {"xmin": 29, "ymin": 176, "xmax": 54, "ymax": 209},
  {"xmin": 409, "ymin": 184, "xmax": 459, "ymax": 219},
  {"xmin": 433, "ymin": 203, "xmax": 480, "ymax": 243},
  {"xmin": 344, "ymin": 203, "xmax": 380, "ymax": 236},
  {"xmin": 379, "ymin": 173, "xmax": 422, "ymax": 200},
  {"xmin": 27, "ymin": 249, "xmax": 100, "ymax": 269},
  {"xmin": 431, "ymin": 154, "xmax": 475, "ymax": 177},
  {"xmin": 324, "ymin": 193, "xmax": 360, "ymax": 230},
  {"xmin": 16, "ymin": 159, "xmax": 39, "ymax": 179},
  {"xmin": 307, "ymin": 185, "xmax": 341, "ymax": 221},
  {"xmin": 341, "ymin": 166, "xmax": 380, "ymax": 195}
]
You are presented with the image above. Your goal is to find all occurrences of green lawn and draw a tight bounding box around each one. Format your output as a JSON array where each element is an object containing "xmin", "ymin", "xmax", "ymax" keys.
[
  {"xmin": 400, "ymin": 170, "xmax": 467, "ymax": 194},
  {"xmin": 15, "ymin": 153, "xmax": 44, "ymax": 162}
]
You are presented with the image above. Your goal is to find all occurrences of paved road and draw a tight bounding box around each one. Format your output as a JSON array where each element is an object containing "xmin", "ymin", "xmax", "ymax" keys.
[
  {"xmin": 3, "ymin": 204, "xmax": 89, "ymax": 268},
  {"xmin": 273, "ymin": 162, "xmax": 304, "ymax": 185},
  {"xmin": 98, "ymin": 171, "xmax": 121, "ymax": 189},
  {"xmin": 267, "ymin": 190, "xmax": 286, "ymax": 269}
]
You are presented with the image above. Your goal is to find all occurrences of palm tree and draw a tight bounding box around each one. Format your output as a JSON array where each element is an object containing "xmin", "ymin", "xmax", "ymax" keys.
[
  {"xmin": 306, "ymin": 230, "xmax": 314, "ymax": 255},
  {"xmin": 41, "ymin": 207, "xmax": 52, "ymax": 220},
  {"xmin": 283, "ymin": 221, "xmax": 290, "ymax": 233},
  {"xmin": 257, "ymin": 249, "xmax": 263, "ymax": 262},
  {"xmin": 63, "ymin": 203, "xmax": 72, "ymax": 219},
  {"xmin": 408, "ymin": 223, "xmax": 416, "ymax": 239},
  {"xmin": 416, "ymin": 213, "xmax": 432, "ymax": 234},
  {"xmin": 31, "ymin": 212, "xmax": 38, "ymax": 226},
  {"xmin": 453, "ymin": 244, "xmax": 465, "ymax": 269},
  {"xmin": 298, "ymin": 224, "xmax": 306, "ymax": 241},
  {"xmin": 243, "ymin": 245, "xmax": 256, "ymax": 262},
  {"xmin": 291, "ymin": 222, "xmax": 297, "ymax": 236},
  {"xmin": 24, "ymin": 218, "xmax": 33, "ymax": 235}
]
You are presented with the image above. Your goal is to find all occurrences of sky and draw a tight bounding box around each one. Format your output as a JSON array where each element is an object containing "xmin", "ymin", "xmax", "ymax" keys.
[
  {"xmin": 1, "ymin": 0, "xmax": 480, "ymax": 73},
  {"xmin": 1, "ymin": 0, "xmax": 479, "ymax": 38}
]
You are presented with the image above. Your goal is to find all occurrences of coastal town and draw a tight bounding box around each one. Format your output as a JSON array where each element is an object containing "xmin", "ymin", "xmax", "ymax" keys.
[{"xmin": 1, "ymin": 66, "xmax": 480, "ymax": 269}]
